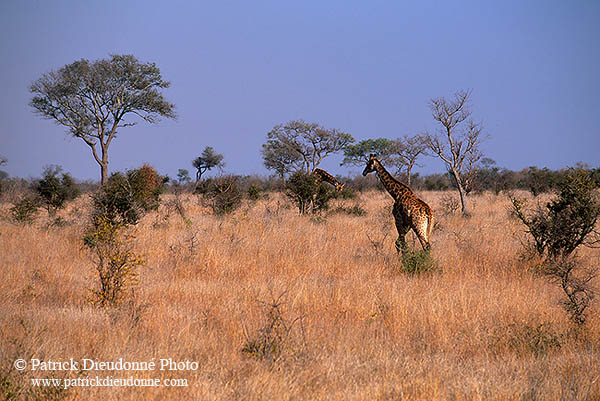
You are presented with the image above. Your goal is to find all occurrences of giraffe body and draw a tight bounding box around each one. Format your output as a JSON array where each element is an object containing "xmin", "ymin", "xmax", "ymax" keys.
[{"xmin": 363, "ymin": 155, "xmax": 434, "ymax": 253}]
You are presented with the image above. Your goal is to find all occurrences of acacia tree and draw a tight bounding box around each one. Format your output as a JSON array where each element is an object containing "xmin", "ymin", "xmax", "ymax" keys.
[
  {"xmin": 423, "ymin": 90, "xmax": 486, "ymax": 215},
  {"xmin": 192, "ymin": 146, "xmax": 224, "ymax": 182},
  {"xmin": 341, "ymin": 138, "xmax": 395, "ymax": 166},
  {"xmin": 29, "ymin": 54, "xmax": 176, "ymax": 185},
  {"xmin": 262, "ymin": 120, "xmax": 354, "ymax": 176}
]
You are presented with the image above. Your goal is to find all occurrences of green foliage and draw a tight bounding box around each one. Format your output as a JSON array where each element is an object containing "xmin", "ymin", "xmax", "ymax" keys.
[
  {"xmin": 522, "ymin": 166, "xmax": 560, "ymax": 196},
  {"xmin": 262, "ymin": 120, "xmax": 354, "ymax": 176},
  {"xmin": 35, "ymin": 166, "xmax": 79, "ymax": 216},
  {"xmin": 400, "ymin": 248, "xmax": 438, "ymax": 275},
  {"xmin": 285, "ymin": 171, "xmax": 334, "ymax": 214},
  {"xmin": 247, "ymin": 184, "xmax": 263, "ymax": 201},
  {"xmin": 342, "ymin": 138, "xmax": 395, "ymax": 166},
  {"xmin": 192, "ymin": 146, "xmax": 225, "ymax": 181},
  {"xmin": 10, "ymin": 196, "xmax": 40, "ymax": 224},
  {"xmin": 201, "ymin": 175, "xmax": 243, "ymax": 216},
  {"xmin": 84, "ymin": 217, "xmax": 144, "ymax": 307},
  {"xmin": 29, "ymin": 54, "xmax": 175, "ymax": 185},
  {"xmin": 512, "ymin": 168, "xmax": 600, "ymax": 259},
  {"xmin": 176, "ymin": 169, "xmax": 191, "ymax": 185}
]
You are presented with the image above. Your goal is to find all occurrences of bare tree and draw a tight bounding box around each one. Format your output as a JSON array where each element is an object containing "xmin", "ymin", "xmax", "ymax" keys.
[
  {"xmin": 423, "ymin": 90, "xmax": 486, "ymax": 214},
  {"xmin": 262, "ymin": 120, "xmax": 354, "ymax": 176},
  {"xmin": 29, "ymin": 54, "xmax": 176, "ymax": 185}
]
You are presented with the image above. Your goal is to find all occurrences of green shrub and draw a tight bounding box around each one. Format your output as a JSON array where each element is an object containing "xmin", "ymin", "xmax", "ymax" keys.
[
  {"xmin": 400, "ymin": 248, "xmax": 438, "ymax": 275},
  {"xmin": 35, "ymin": 166, "xmax": 79, "ymax": 216},
  {"xmin": 511, "ymin": 168, "xmax": 600, "ymax": 325},
  {"xmin": 247, "ymin": 184, "xmax": 263, "ymax": 201},
  {"xmin": 84, "ymin": 217, "xmax": 144, "ymax": 307},
  {"xmin": 92, "ymin": 165, "xmax": 167, "ymax": 226},
  {"xmin": 10, "ymin": 197, "xmax": 40, "ymax": 224},
  {"xmin": 286, "ymin": 171, "xmax": 334, "ymax": 214}
]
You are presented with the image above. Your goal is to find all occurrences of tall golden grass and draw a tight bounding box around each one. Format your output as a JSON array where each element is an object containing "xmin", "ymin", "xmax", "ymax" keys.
[{"xmin": 1, "ymin": 190, "xmax": 599, "ymax": 400}]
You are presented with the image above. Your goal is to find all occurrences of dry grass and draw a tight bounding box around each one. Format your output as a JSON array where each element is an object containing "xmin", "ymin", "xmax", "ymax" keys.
[{"xmin": 1, "ymin": 190, "xmax": 599, "ymax": 400}]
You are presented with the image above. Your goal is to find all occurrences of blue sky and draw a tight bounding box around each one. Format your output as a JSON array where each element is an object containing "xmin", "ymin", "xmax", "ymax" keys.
[{"xmin": 1, "ymin": 0, "xmax": 598, "ymax": 181}]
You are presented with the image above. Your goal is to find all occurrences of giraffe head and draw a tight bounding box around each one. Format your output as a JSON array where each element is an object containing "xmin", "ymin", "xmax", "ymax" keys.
[
  {"xmin": 335, "ymin": 182, "xmax": 344, "ymax": 192},
  {"xmin": 362, "ymin": 154, "xmax": 378, "ymax": 176}
]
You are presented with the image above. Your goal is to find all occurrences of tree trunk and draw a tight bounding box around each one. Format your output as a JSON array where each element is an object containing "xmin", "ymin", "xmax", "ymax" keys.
[
  {"xmin": 451, "ymin": 168, "xmax": 469, "ymax": 215},
  {"xmin": 100, "ymin": 145, "xmax": 109, "ymax": 186}
]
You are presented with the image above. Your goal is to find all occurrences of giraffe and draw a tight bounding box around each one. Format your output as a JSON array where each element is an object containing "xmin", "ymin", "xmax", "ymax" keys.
[
  {"xmin": 312, "ymin": 168, "xmax": 344, "ymax": 192},
  {"xmin": 362, "ymin": 154, "xmax": 434, "ymax": 253}
]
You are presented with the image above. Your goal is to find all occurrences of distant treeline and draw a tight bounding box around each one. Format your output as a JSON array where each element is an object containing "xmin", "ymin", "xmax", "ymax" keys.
[{"xmin": 1, "ymin": 165, "xmax": 599, "ymax": 198}]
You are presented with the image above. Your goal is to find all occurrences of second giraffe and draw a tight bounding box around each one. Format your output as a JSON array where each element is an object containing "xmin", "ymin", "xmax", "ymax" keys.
[
  {"xmin": 312, "ymin": 168, "xmax": 344, "ymax": 192},
  {"xmin": 362, "ymin": 154, "xmax": 434, "ymax": 253}
]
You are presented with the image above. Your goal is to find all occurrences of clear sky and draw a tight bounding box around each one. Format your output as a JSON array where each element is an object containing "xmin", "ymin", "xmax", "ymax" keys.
[{"xmin": 1, "ymin": 0, "xmax": 598, "ymax": 181}]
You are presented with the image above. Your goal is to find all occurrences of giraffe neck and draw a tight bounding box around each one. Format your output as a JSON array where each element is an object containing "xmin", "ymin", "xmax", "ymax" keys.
[
  {"xmin": 373, "ymin": 161, "xmax": 412, "ymax": 201},
  {"xmin": 314, "ymin": 169, "xmax": 341, "ymax": 187}
]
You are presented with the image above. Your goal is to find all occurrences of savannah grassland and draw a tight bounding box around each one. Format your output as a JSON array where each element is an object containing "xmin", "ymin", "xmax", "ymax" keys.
[{"xmin": 1, "ymin": 189, "xmax": 599, "ymax": 401}]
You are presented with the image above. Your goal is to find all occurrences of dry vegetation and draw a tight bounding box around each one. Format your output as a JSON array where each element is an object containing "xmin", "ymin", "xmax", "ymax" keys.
[{"xmin": 1, "ymin": 190, "xmax": 599, "ymax": 400}]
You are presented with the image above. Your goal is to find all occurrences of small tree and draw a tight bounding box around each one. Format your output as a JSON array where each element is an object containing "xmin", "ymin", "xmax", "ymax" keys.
[
  {"xmin": 192, "ymin": 147, "xmax": 224, "ymax": 183},
  {"xmin": 262, "ymin": 120, "xmax": 354, "ymax": 176},
  {"xmin": 85, "ymin": 217, "xmax": 144, "ymax": 307},
  {"xmin": 29, "ymin": 54, "xmax": 176, "ymax": 185},
  {"xmin": 511, "ymin": 168, "xmax": 600, "ymax": 325},
  {"xmin": 176, "ymin": 169, "xmax": 191, "ymax": 185},
  {"xmin": 286, "ymin": 171, "xmax": 334, "ymax": 215},
  {"xmin": 35, "ymin": 165, "xmax": 79, "ymax": 216},
  {"xmin": 424, "ymin": 90, "xmax": 486, "ymax": 215}
]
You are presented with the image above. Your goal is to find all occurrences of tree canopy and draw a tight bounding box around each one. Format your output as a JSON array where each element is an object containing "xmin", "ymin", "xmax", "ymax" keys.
[{"xmin": 262, "ymin": 120, "xmax": 354, "ymax": 177}]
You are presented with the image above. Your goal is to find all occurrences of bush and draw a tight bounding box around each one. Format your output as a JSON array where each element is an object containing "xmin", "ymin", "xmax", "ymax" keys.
[
  {"xmin": 247, "ymin": 184, "xmax": 263, "ymax": 201},
  {"xmin": 400, "ymin": 248, "xmax": 438, "ymax": 275},
  {"xmin": 92, "ymin": 165, "xmax": 166, "ymax": 226},
  {"xmin": 511, "ymin": 168, "xmax": 600, "ymax": 325},
  {"xmin": 201, "ymin": 175, "xmax": 243, "ymax": 216},
  {"xmin": 35, "ymin": 166, "xmax": 79, "ymax": 216},
  {"xmin": 126, "ymin": 164, "xmax": 167, "ymax": 212},
  {"xmin": 241, "ymin": 293, "xmax": 305, "ymax": 363},
  {"xmin": 10, "ymin": 196, "xmax": 40, "ymax": 224},
  {"xmin": 286, "ymin": 171, "xmax": 334, "ymax": 214},
  {"xmin": 92, "ymin": 173, "xmax": 141, "ymax": 226},
  {"xmin": 84, "ymin": 217, "xmax": 144, "ymax": 307}
]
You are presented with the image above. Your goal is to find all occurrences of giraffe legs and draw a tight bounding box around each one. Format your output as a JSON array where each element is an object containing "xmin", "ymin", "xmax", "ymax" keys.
[
  {"xmin": 412, "ymin": 219, "xmax": 431, "ymax": 252},
  {"xmin": 393, "ymin": 203, "xmax": 410, "ymax": 254}
]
